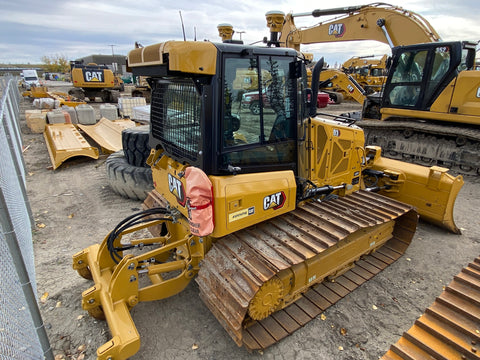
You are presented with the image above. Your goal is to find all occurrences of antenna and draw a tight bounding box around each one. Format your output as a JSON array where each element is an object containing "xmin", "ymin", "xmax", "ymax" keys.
[
  {"xmin": 194, "ymin": 26, "xmax": 197, "ymax": 41},
  {"xmin": 179, "ymin": 10, "xmax": 186, "ymax": 41}
]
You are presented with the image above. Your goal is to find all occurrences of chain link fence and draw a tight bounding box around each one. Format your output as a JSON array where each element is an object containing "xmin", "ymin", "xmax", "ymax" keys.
[{"xmin": 0, "ymin": 76, "xmax": 53, "ymax": 359}]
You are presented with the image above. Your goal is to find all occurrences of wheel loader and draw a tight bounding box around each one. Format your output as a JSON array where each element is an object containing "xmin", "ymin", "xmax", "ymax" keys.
[{"xmin": 73, "ymin": 40, "xmax": 463, "ymax": 359}]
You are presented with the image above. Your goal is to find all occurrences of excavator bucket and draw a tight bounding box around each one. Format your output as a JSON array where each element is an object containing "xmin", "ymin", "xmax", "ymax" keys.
[
  {"xmin": 43, "ymin": 123, "xmax": 99, "ymax": 170},
  {"xmin": 365, "ymin": 146, "xmax": 464, "ymax": 234},
  {"xmin": 77, "ymin": 118, "xmax": 137, "ymax": 153}
]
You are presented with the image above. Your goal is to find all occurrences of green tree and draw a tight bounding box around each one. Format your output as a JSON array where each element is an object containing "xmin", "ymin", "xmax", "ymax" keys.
[{"xmin": 41, "ymin": 54, "xmax": 70, "ymax": 73}]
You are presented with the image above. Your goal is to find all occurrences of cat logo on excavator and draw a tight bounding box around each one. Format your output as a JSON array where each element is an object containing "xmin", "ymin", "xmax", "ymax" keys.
[
  {"xmin": 82, "ymin": 69, "xmax": 104, "ymax": 82},
  {"xmin": 263, "ymin": 191, "xmax": 286, "ymax": 210},
  {"xmin": 328, "ymin": 23, "xmax": 345, "ymax": 37}
]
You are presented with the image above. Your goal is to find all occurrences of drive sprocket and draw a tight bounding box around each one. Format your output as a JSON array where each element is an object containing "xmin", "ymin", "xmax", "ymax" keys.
[{"xmin": 248, "ymin": 277, "xmax": 284, "ymax": 320}]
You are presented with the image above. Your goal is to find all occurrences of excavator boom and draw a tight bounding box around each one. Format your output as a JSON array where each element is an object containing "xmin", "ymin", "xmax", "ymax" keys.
[{"xmin": 274, "ymin": 3, "xmax": 440, "ymax": 51}]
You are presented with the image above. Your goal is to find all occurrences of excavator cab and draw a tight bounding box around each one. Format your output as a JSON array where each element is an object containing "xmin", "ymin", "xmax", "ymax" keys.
[{"xmin": 364, "ymin": 41, "xmax": 477, "ymax": 119}]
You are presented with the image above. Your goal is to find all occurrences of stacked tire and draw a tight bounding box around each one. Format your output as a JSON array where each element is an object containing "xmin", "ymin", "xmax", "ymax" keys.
[{"xmin": 106, "ymin": 126, "xmax": 153, "ymax": 200}]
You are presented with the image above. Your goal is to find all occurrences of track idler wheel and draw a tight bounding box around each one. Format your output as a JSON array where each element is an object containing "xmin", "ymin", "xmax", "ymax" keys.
[{"xmin": 248, "ymin": 277, "xmax": 284, "ymax": 320}]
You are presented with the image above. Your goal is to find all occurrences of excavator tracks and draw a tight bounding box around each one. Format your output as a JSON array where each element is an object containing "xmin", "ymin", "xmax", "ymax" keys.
[
  {"xmin": 382, "ymin": 256, "xmax": 480, "ymax": 360},
  {"xmin": 196, "ymin": 190, "xmax": 418, "ymax": 350},
  {"xmin": 360, "ymin": 119, "xmax": 480, "ymax": 176}
]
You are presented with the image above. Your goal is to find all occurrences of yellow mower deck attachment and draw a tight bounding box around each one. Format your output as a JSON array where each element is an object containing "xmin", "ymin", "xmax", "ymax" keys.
[
  {"xmin": 43, "ymin": 123, "xmax": 99, "ymax": 170},
  {"xmin": 78, "ymin": 118, "xmax": 137, "ymax": 154}
]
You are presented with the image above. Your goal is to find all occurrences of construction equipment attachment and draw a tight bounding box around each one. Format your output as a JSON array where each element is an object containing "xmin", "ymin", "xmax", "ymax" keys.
[
  {"xmin": 47, "ymin": 91, "xmax": 86, "ymax": 107},
  {"xmin": 44, "ymin": 123, "xmax": 99, "ymax": 170},
  {"xmin": 382, "ymin": 256, "xmax": 480, "ymax": 360},
  {"xmin": 364, "ymin": 146, "xmax": 464, "ymax": 234},
  {"xmin": 77, "ymin": 118, "xmax": 137, "ymax": 153}
]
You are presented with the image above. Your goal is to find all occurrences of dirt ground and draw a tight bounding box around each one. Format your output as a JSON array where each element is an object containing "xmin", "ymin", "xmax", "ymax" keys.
[{"xmin": 21, "ymin": 82, "xmax": 480, "ymax": 360}]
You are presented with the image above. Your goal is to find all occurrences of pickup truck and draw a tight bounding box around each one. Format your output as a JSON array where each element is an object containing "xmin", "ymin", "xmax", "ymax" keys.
[{"xmin": 242, "ymin": 88, "xmax": 329, "ymax": 114}]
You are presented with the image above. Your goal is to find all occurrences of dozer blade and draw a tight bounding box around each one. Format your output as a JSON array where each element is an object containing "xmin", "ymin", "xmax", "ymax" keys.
[
  {"xmin": 382, "ymin": 256, "xmax": 480, "ymax": 360},
  {"xmin": 78, "ymin": 118, "xmax": 137, "ymax": 153},
  {"xmin": 367, "ymin": 152, "xmax": 464, "ymax": 234},
  {"xmin": 43, "ymin": 123, "xmax": 99, "ymax": 170},
  {"xmin": 196, "ymin": 190, "xmax": 418, "ymax": 350}
]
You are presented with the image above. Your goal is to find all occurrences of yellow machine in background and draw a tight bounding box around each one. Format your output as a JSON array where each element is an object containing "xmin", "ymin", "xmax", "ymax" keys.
[
  {"xmin": 68, "ymin": 61, "xmax": 124, "ymax": 102},
  {"xmin": 73, "ymin": 40, "xmax": 463, "ymax": 359},
  {"xmin": 318, "ymin": 68, "xmax": 367, "ymax": 104},
  {"xmin": 342, "ymin": 54, "xmax": 388, "ymax": 93},
  {"xmin": 272, "ymin": 3, "xmax": 440, "ymax": 50},
  {"xmin": 263, "ymin": 3, "xmax": 480, "ymax": 175}
]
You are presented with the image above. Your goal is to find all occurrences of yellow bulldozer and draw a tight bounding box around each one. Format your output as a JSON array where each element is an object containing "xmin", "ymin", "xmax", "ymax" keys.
[{"xmin": 73, "ymin": 40, "xmax": 464, "ymax": 359}]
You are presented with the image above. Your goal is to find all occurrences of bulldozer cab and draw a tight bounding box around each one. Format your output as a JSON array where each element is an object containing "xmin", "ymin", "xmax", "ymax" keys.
[
  {"xmin": 382, "ymin": 41, "xmax": 476, "ymax": 110},
  {"xmin": 146, "ymin": 44, "xmax": 305, "ymax": 176}
]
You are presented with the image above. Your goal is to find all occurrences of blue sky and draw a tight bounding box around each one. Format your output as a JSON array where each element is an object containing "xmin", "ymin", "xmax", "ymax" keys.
[{"xmin": 0, "ymin": 0, "xmax": 479, "ymax": 66}]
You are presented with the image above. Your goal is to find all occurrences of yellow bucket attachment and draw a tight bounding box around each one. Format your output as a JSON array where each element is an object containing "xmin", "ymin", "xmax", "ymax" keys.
[
  {"xmin": 43, "ymin": 123, "xmax": 99, "ymax": 170},
  {"xmin": 78, "ymin": 118, "xmax": 137, "ymax": 154},
  {"xmin": 365, "ymin": 146, "xmax": 464, "ymax": 234}
]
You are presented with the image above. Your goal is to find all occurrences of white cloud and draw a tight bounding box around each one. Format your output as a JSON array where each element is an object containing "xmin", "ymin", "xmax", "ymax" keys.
[{"xmin": 0, "ymin": 0, "xmax": 479, "ymax": 64}]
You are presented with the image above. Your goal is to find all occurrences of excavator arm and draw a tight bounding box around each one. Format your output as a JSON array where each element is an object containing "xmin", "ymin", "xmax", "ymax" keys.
[
  {"xmin": 271, "ymin": 3, "xmax": 440, "ymax": 51},
  {"xmin": 319, "ymin": 68, "xmax": 367, "ymax": 104}
]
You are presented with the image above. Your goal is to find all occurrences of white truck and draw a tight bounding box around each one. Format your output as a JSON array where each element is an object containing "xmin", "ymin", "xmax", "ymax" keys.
[{"xmin": 21, "ymin": 69, "xmax": 40, "ymax": 89}]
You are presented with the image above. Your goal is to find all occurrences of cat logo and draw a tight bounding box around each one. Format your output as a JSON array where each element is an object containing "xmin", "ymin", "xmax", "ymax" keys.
[
  {"xmin": 168, "ymin": 173, "xmax": 186, "ymax": 207},
  {"xmin": 82, "ymin": 69, "xmax": 104, "ymax": 82},
  {"xmin": 263, "ymin": 191, "xmax": 286, "ymax": 211},
  {"xmin": 328, "ymin": 23, "xmax": 346, "ymax": 38}
]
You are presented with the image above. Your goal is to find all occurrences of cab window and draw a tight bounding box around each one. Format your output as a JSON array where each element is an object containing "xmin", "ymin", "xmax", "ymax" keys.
[
  {"xmin": 221, "ymin": 55, "xmax": 296, "ymax": 172},
  {"xmin": 388, "ymin": 50, "xmax": 427, "ymax": 107}
]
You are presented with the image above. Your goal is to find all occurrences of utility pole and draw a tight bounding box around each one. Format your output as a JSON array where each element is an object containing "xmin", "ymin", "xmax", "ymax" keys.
[
  {"xmin": 108, "ymin": 44, "xmax": 117, "ymax": 74},
  {"xmin": 237, "ymin": 31, "xmax": 245, "ymax": 40}
]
